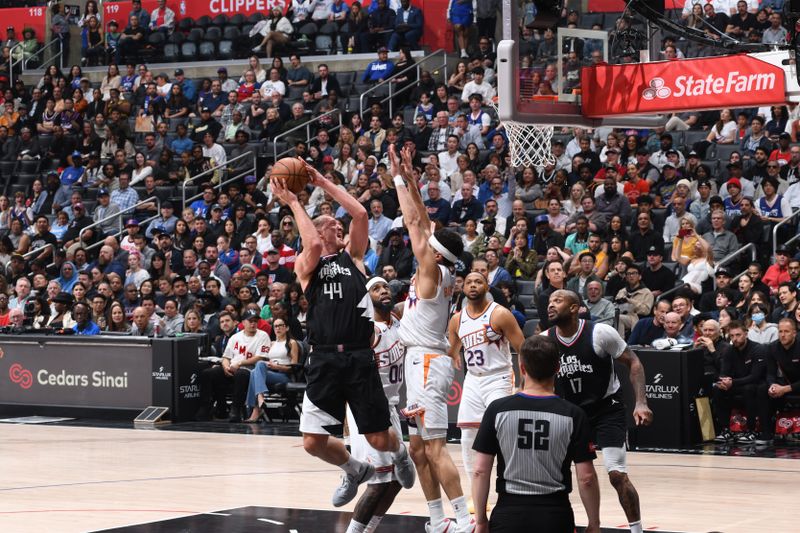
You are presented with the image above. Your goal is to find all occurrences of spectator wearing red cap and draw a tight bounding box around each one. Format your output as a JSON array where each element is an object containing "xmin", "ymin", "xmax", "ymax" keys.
[
  {"xmin": 763, "ymin": 246, "xmax": 793, "ymax": 293},
  {"xmin": 723, "ymin": 178, "xmax": 745, "ymax": 218}
]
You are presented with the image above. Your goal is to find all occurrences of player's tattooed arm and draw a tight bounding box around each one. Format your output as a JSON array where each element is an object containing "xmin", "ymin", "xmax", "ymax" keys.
[{"xmin": 617, "ymin": 348, "xmax": 653, "ymax": 426}]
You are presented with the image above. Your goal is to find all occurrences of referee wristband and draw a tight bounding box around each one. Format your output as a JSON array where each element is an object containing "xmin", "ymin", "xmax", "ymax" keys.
[{"xmin": 393, "ymin": 174, "xmax": 405, "ymax": 187}]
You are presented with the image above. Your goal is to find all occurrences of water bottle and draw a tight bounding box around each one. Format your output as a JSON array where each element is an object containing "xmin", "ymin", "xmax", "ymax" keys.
[{"xmin": 180, "ymin": 0, "xmax": 186, "ymax": 16}]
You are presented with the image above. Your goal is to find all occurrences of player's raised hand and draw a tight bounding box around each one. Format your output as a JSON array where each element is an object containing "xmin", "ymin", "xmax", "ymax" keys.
[
  {"xmin": 633, "ymin": 403, "xmax": 653, "ymax": 426},
  {"xmin": 400, "ymin": 146, "xmax": 416, "ymax": 183},
  {"xmin": 269, "ymin": 176, "xmax": 297, "ymax": 206},
  {"xmin": 301, "ymin": 157, "xmax": 326, "ymax": 187},
  {"xmin": 388, "ymin": 144, "xmax": 403, "ymax": 182}
]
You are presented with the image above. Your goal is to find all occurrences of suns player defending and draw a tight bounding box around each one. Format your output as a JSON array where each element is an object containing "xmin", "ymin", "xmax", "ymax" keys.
[
  {"xmin": 544, "ymin": 289, "xmax": 653, "ymax": 533},
  {"xmin": 447, "ymin": 273, "xmax": 525, "ymax": 492},
  {"xmin": 270, "ymin": 162, "xmax": 415, "ymax": 509},
  {"xmin": 390, "ymin": 146, "xmax": 472, "ymax": 532},
  {"xmin": 345, "ymin": 277, "xmax": 406, "ymax": 533}
]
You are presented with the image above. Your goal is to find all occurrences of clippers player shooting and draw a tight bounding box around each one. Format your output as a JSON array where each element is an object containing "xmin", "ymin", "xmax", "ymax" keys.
[
  {"xmin": 389, "ymin": 145, "xmax": 472, "ymax": 533},
  {"xmin": 544, "ymin": 290, "xmax": 653, "ymax": 533},
  {"xmin": 471, "ymin": 335, "xmax": 601, "ymax": 533},
  {"xmin": 269, "ymin": 161, "xmax": 415, "ymax": 509},
  {"xmin": 447, "ymin": 273, "xmax": 525, "ymax": 492},
  {"xmin": 345, "ymin": 277, "xmax": 406, "ymax": 533}
]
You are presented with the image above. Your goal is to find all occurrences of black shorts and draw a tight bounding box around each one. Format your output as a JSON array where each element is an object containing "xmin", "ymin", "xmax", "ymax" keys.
[
  {"xmin": 586, "ymin": 398, "xmax": 627, "ymax": 450},
  {"xmin": 490, "ymin": 495, "xmax": 574, "ymax": 533},
  {"xmin": 299, "ymin": 348, "xmax": 391, "ymax": 437}
]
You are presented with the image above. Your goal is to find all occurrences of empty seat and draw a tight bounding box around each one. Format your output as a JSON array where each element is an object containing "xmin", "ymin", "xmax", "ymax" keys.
[
  {"xmin": 18, "ymin": 159, "xmax": 40, "ymax": 174},
  {"xmin": 163, "ymin": 43, "xmax": 180, "ymax": 62},
  {"xmin": 195, "ymin": 15, "xmax": 212, "ymax": 29},
  {"xmin": 181, "ymin": 42, "xmax": 198, "ymax": 59},
  {"xmin": 223, "ymin": 25, "xmax": 241, "ymax": 40},
  {"xmin": 314, "ymin": 35, "xmax": 333, "ymax": 54},
  {"xmin": 516, "ymin": 280, "xmax": 536, "ymax": 295},
  {"xmin": 167, "ymin": 31, "xmax": 185, "ymax": 44},
  {"xmin": 198, "ymin": 41, "xmax": 216, "ymax": 60},
  {"xmin": 522, "ymin": 319, "xmax": 539, "ymax": 337},
  {"xmin": 218, "ymin": 40, "xmax": 234, "ymax": 59},
  {"xmin": 178, "ymin": 17, "xmax": 195, "ymax": 32},
  {"xmin": 186, "ymin": 28, "xmax": 204, "ymax": 43},
  {"xmin": 229, "ymin": 13, "xmax": 246, "ymax": 27},
  {"xmin": 211, "ymin": 14, "xmax": 228, "ymax": 27},
  {"xmin": 204, "ymin": 26, "xmax": 222, "ymax": 42}
]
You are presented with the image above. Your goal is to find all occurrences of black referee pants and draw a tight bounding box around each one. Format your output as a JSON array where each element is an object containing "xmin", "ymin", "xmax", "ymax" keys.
[{"xmin": 490, "ymin": 496, "xmax": 574, "ymax": 533}]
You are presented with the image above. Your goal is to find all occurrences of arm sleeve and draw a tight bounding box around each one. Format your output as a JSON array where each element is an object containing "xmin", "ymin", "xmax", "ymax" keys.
[
  {"xmin": 593, "ymin": 323, "xmax": 627, "ymax": 359},
  {"xmin": 766, "ymin": 348, "xmax": 778, "ymax": 386}
]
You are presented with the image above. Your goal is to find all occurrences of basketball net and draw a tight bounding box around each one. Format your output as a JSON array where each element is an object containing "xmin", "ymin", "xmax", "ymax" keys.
[{"xmin": 489, "ymin": 100, "xmax": 556, "ymax": 172}]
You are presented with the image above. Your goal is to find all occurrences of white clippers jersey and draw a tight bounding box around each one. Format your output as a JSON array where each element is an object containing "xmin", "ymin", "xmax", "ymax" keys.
[
  {"xmin": 373, "ymin": 313, "xmax": 405, "ymax": 406},
  {"xmin": 457, "ymin": 301, "xmax": 512, "ymax": 376},
  {"xmin": 399, "ymin": 264, "xmax": 454, "ymax": 353}
]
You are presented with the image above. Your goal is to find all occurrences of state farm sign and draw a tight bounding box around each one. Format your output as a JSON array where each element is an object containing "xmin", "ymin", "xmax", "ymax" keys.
[{"xmin": 581, "ymin": 54, "xmax": 787, "ymax": 118}]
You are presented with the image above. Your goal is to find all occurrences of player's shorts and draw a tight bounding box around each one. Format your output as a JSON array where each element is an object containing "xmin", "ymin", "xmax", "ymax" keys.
[
  {"xmin": 300, "ymin": 347, "xmax": 390, "ymax": 436},
  {"xmin": 457, "ymin": 369, "xmax": 514, "ymax": 427},
  {"xmin": 490, "ymin": 494, "xmax": 574, "ymax": 533},
  {"xmin": 404, "ymin": 347, "xmax": 454, "ymax": 441},
  {"xmin": 449, "ymin": 5, "xmax": 473, "ymax": 26},
  {"xmin": 586, "ymin": 397, "xmax": 628, "ymax": 450},
  {"xmin": 346, "ymin": 404, "xmax": 402, "ymax": 485}
]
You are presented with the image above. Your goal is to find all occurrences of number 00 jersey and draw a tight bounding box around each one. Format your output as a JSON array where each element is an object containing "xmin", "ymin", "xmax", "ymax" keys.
[
  {"xmin": 457, "ymin": 301, "xmax": 512, "ymax": 376},
  {"xmin": 373, "ymin": 314, "xmax": 405, "ymax": 406},
  {"xmin": 305, "ymin": 252, "xmax": 373, "ymax": 347},
  {"xmin": 545, "ymin": 320, "xmax": 627, "ymax": 409},
  {"xmin": 399, "ymin": 264, "xmax": 454, "ymax": 353}
]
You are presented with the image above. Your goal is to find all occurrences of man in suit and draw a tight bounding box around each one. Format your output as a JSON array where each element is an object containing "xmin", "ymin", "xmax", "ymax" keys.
[
  {"xmin": 388, "ymin": 0, "xmax": 424, "ymax": 50},
  {"xmin": 309, "ymin": 64, "xmax": 342, "ymax": 102}
]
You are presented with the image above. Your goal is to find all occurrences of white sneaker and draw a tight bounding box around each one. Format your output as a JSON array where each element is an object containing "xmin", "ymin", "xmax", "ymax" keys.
[
  {"xmin": 455, "ymin": 518, "xmax": 476, "ymax": 533},
  {"xmin": 331, "ymin": 462, "xmax": 375, "ymax": 507},
  {"xmin": 393, "ymin": 444, "xmax": 416, "ymax": 489},
  {"xmin": 425, "ymin": 518, "xmax": 452, "ymax": 533},
  {"xmin": 252, "ymin": 45, "xmax": 261, "ymax": 52}
]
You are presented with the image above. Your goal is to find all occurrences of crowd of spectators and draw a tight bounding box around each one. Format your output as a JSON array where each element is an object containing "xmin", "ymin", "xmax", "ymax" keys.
[{"xmin": 0, "ymin": 1, "xmax": 799, "ymax": 436}]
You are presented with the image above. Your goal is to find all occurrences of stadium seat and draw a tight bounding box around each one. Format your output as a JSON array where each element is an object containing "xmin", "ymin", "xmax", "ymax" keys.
[
  {"xmin": 247, "ymin": 13, "xmax": 265, "ymax": 24},
  {"xmin": 164, "ymin": 44, "xmax": 180, "ymax": 62},
  {"xmin": 218, "ymin": 40, "xmax": 234, "ymax": 59},
  {"xmin": 178, "ymin": 17, "xmax": 195, "ymax": 32},
  {"xmin": 211, "ymin": 14, "xmax": 228, "ymax": 28},
  {"xmin": 167, "ymin": 31, "xmax": 185, "ymax": 45},
  {"xmin": 518, "ymin": 294, "xmax": 535, "ymax": 308},
  {"xmin": 198, "ymin": 41, "xmax": 216, "ymax": 60},
  {"xmin": 18, "ymin": 159, "xmax": 40, "ymax": 174},
  {"xmin": 516, "ymin": 280, "xmax": 536, "ymax": 295},
  {"xmin": 229, "ymin": 13, "xmax": 246, "ymax": 27},
  {"xmin": 0, "ymin": 160, "xmax": 17, "ymax": 178},
  {"xmin": 195, "ymin": 15, "xmax": 212, "ymax": 30},
  {"xmin": 716, "ymin": 144, "xmax": 739, "ymax": 162},
  {"xmin": 315, "ymin": 35, "xmax": 333, "ymax": 54},
  {"xmin": 204, "ymin": 26, "xmax": 222, "ymax": 43},
  {"xmin": 523, "ymin": 319, "xmax": 539, "ymax": 337},
  {"xmin": 580, "ymin": 13, "xmax": 603, "ymax": 29},
  {"xmin": 186, "ymin": 28, "xmax": 204, "ymax": 43},
  {"xmin": 180, "ymin": 42, "xmax": 198, "ymax": 60},
  {"xmin": 223, "ymin": 25, "xmax": 241, "ymax": 40}
]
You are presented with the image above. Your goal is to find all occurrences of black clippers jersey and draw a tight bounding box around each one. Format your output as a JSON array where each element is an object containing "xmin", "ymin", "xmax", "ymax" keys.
[
  {"xmin": 548, "ymin": 320, "xmax": 618, "ymax": 409},
  {"xmin": 305, "ymin": 251, "xmax": 373, "ymax": 347}
]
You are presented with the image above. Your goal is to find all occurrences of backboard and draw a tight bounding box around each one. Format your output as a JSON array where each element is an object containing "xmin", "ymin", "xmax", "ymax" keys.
[{"xmin": 497, "ymin": 0, "xmax": 667, "ymax": 129}]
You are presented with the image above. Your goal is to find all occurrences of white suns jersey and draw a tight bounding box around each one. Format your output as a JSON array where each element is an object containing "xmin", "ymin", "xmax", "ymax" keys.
[
  {"xmin": 399, "ymin": 264, "xmax": 454, "ymax": 352},
  {"xmin": 373, "ymin": 314, "xmax": 405, "ymax": 406},
  {"xmin": 457, "ymin": 301, "xmax": 512, "ymax": 376}
]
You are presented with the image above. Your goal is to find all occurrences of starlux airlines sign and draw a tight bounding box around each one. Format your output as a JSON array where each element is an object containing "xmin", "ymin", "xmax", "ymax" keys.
[{"xmin": 581, "ymin": 54, "xmax": 787, "ymax": 117}]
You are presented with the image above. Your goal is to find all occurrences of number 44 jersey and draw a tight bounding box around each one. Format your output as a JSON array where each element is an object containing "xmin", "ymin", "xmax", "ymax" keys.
[
  {"xmin": 305, "ymin": 252, "xmax": 374, "ymax": 347},
  {"xmin": 457, "ymin": 301, "xmax": 513, "ymax": 376}
]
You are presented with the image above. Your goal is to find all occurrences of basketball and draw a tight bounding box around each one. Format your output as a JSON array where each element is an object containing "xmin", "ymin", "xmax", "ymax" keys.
[{"xmin": 271, "ymin": 157, "xmax": 309, "ymax": 194}]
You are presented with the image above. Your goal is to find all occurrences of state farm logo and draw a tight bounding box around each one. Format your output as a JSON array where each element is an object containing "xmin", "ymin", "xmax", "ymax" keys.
[
  {"xmin": 9, "ymin": 363, "xmax": 33, "ymax": 389},
  {"xmin": 642, "ymin": 78, "xmax": 671, "ymax": 100}
]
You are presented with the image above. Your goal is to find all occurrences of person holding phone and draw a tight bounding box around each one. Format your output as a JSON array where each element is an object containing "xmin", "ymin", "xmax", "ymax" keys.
[{"xmin": 671, "ymin": 215, "xmax": 700, "ymax": 263}]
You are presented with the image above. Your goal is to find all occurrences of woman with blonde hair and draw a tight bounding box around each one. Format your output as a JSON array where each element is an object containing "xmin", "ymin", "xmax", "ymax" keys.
[
  {"xmin": 240, "ymin": 55, "xmax": 267, "ymax": 84},
  {"xmin": 563, "ymin": 182, "xmax": 585, "ymax": 216},
  {"xmin": 671, "ymin": 215, "xmax": 700, "ymax": 263},
  {"xmin": 279, "ymin": 215, "xmax": 300, "ymax": 250},
  {"xmin": 680, "ymin": 237, "xmax": 715, "ymax": 293}
]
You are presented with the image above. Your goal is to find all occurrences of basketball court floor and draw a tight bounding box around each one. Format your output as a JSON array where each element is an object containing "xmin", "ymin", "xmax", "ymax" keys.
[{"xmin": 0, "ymin": 421, "xmax": 796, "ymax": 533}]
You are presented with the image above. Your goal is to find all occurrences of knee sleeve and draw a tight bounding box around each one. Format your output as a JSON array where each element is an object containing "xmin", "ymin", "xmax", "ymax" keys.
[
  {"xmin": 460, "ymin": 427, "xmax": 478, "ymax": 479},
  {"xmin": 601, "ymin": 446, "xmax": 627, "ymax": 474}
]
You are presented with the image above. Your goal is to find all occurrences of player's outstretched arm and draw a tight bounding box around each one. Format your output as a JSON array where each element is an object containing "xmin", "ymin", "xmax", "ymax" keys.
[
  {"xmin": 397, "ymin": 145, "xmax": 430, "ymax": 229},
  {"xmin": 270, "ymin": 177, "xmax": 322, "ymax": 288},
  {"xmin": 576, "ymin": 460, "xmax": 601, "ymax": 533},
  {"xmin": 617, "ymin": 348, "xmax": 653, "ymax": 426},
  {"xmin": 302, "ymin": 159, "xmax": 369, "ymax": 262},
  {"xmin": 389, "ymin": 145, "xmax": 439, "ymax": 291},
  {"xmin": 471, "ymin": 451, "xmax": 494, "ymax": 533},
  {"xmin": 447, "ymin": 312, "xmax": 463, "ymax": 370},
  {"xmin": 491, "ymin": 306, "xmax": 525, "ymax": 353}
]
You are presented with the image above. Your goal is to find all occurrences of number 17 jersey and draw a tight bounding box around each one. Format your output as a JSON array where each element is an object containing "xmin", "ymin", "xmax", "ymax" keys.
[
  {"xmin": 305, "ymin": 252, "xmax": 374, "ymax": 347},
  {"xmin": 458, "ymin": 301, "xmax": 512, "ymax": 376}
]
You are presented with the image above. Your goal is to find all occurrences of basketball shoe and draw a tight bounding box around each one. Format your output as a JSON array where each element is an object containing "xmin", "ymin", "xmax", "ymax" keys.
[{"xmin": 332, "ymin": 462, "xmax": 375, "ymax": 507}]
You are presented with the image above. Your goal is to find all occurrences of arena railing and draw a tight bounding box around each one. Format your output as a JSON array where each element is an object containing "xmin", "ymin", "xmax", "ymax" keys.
[
  {"xmin": 772, "ymin": 209, "xmax": 800, "ymax": 258},
  {"xmin": 181, "ymin": 150, "xmax": 257, "ymax": 208},
  {"xmin": 655, "ymin": 282, "xmax": 689, "ymax": 302},
  {"xmin": 10, "ymin": 36, "xmax": 63, "ymax": 86},
  {"xmin": 358, "ymin": 48, "xmax": 448, "ymax": 118},
  {"xmin": 78, "ymin": 196, "xmax": 162, "ymax": 257},
  {"xmin": 22, "ymin": 242, "xmax": 54, "ymax": 262},
  {"xmin": 715, "ymin": 242, "xmax": 757, "ymax": 275},
  {"xmin": 271, "ymin": 108, "xmax": 343, "ymax": 162}
]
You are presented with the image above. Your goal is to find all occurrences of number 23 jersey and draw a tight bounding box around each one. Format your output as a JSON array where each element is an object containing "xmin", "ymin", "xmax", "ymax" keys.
[
  {"xmin": 457, "ymin": 301, "xmax": 512, "ymax": 376},
  {"xmin": 305, "ymin": 252, "xmax": 374, "ymax": 347}
]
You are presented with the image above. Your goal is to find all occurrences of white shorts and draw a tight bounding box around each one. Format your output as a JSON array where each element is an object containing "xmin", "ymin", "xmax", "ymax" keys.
[
  {"xmin": 404, "ymin": 347, "xmax": 455, "ymax": 441},
  {"xmin": 457, "ymin": 370, "xmax": 514, "ymax": 428},
  {"xmin": 347, "ymin": 404, "xmax": 402, "ymax": 484}
]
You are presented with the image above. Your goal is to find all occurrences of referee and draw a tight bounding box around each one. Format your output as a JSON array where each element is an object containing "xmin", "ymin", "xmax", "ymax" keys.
[{"xmin": 472, "ymin": 335, "xmax": 601, "ymax": 533}]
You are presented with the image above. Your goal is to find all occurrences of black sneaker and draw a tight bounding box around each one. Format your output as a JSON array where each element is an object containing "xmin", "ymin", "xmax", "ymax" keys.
[
  {"xmin": 736, "ymin": 431, "xmax": 756, "ymax": 444},
  {"xmin": 714, "ymin": 429, "xmax": 733, "ymax": 443},
  {"xmin": 228, "ymin": 408, "xmax": 242, "ymax": 423},
  {"xmin": 195, "ymin": 406, "xmax": 212, "ymax": 422},
  {"xmin": 755, "ymin": 433, "xmax": 774, "ymax": 445}
]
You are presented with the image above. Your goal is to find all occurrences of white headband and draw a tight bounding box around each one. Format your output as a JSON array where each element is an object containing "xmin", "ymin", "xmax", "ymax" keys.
[
  {"xmin": 365, "ymin": 277, "xmax": 389, "ymax": 291},
  {"xmin": 428, "ymin": 234, "xmax": 459, "ymax": 264}
]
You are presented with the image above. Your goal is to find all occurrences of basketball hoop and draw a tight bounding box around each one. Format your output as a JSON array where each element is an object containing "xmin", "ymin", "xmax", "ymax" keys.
[{"xmin": 489, "ymin": 100, "xmax": 556, "ymax": 172}]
